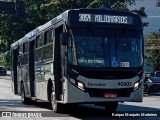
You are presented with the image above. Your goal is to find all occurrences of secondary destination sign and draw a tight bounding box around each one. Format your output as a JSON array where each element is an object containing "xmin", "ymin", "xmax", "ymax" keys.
[{"xmin": 79, "ymin": 14, "xmax": 130, "ymax": 24}]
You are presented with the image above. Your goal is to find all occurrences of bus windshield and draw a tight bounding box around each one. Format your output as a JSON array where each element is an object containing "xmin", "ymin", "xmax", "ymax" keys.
[{"xmin": 68, "ymin": 28, "xmax": 143, "ymax": 68}]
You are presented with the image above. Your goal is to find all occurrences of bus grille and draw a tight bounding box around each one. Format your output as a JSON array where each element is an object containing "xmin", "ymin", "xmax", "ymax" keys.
[{"xmin": 86, "ymin": 88, "xmax": 133, "ymax": 97}]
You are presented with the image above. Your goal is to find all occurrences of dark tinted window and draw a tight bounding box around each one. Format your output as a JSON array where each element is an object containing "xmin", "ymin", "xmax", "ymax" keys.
[
  {"xmin": 36, "ymin": 33, "xmax": 44, "ymax": 48},
  {"xmin": 35, "ymin": 48, "xmax": 43, "ymax": 62},
  {"xmin": 44, "ymin": 43, "xmax": 53, "ymax": 60},
  {"xmin": 44, "ymin": 29, "xmax": 53, "ymax": 45},
  {"xmin": 23, "ymin": 42, "xmax": 29, "ymax": 53},
  {"xmin": 70, "ymin": 28, "xmax": 143, "ymax": 67}
]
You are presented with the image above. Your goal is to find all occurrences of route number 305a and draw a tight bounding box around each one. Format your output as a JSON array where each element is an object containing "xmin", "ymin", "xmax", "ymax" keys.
[
  {"xmin": 117, "ymin": 82, "xmax": 132, "ymax": 86},
  {"xmin": 79, "ymin": 14, "xmax": 91, "ymax": 22}
]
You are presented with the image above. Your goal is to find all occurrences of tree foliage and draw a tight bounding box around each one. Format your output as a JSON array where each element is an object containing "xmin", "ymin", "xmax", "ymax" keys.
[{"xmin": 145, "ymin": 32, "xmax": 160, "ymax": 71}]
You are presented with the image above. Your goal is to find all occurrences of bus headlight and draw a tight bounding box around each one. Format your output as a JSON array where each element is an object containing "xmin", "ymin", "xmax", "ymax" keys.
[
  {"xmin": 134, "ymin": 82, "xmax": 139, "ymax": 90},
  {"xmin": 77, "ymin": 82, "xmax": 84, "ymax": 90},
  {"xmin": 70, "ymin": 79, "xmax": 85, "ymax": 91}
]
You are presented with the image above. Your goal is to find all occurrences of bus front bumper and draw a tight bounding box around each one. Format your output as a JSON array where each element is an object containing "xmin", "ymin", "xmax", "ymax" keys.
[{"xmin": 63, "ymin": 80, "xmax": 143, "ymax": 104}]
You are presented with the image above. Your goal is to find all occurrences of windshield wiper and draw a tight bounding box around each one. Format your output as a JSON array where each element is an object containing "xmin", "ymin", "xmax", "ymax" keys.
[
  {"xmin": 116, "ymin": 27, "xmax": 128, "ymax": 47},
  {"xmin": 115, "ymin": 33, "xmax": 118, "ymax": 58},
  {"xmin": 114, "ymin": 27, "xmax": 129, "ymax": 58}
]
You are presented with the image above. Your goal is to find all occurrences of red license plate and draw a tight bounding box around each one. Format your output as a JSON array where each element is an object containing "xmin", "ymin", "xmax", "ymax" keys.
[{"xmin": 104, "ymin": 93, "xmax": 117, "ymax": 98}]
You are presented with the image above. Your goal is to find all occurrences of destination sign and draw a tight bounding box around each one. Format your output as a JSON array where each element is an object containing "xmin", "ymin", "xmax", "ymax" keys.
[{"xmin": 79, "ymin": 14, "xmax": 129, "ymax": 24}]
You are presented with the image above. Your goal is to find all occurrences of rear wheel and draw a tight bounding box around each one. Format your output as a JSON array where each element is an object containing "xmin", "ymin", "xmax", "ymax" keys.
[{"xmin": 104, "ymin": 102, "xmax": 118, "ymax": 112}]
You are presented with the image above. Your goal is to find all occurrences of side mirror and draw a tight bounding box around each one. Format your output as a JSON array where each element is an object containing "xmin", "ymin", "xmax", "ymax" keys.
[{"xmin": 60, "ymin": 32, "xmax": 68, "ymax": 46}]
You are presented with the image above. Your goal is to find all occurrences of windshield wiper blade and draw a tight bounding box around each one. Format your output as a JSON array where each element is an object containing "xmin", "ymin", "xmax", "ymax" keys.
[{"xmin": 116, "ymin": 27, "xmax": 128, "ymax": 47}]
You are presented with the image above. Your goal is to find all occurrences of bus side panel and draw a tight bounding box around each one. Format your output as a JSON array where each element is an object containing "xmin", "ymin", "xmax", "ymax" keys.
[
  {"xmin": 36, "ymin": 26, "xmax": 54, "ymax": 101},
  {"xmin": 17, "ymin": 66, "xmax": 22, "ymax": 95},
  {"xmin": 36, "ymin": 81, "xmax": 48, "ymax": 100},
  {"xmin": 22, "ymin": 65, "xmax": 31, "ymax": 98},
  {"xmin": 36, "ymin": 62, "xmax": 54, "ymax": 101}
]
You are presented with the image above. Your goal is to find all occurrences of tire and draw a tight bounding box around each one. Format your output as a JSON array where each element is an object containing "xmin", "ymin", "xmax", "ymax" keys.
[
  {"xmin": 104, "ymin": 102, "xmax": 118, "ymax": 112},
  {"xmin": 21, "ymin": 83, "xmax": 32, "ymax": 104},
  {"xmin": 50, "ymin": 91, "xmax": 63, "ymax": 113}
]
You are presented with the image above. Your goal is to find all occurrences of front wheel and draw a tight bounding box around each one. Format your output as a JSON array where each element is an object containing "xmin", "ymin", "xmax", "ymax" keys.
[
  {"xmin": 104, "ymin": 102, "xmax": 118, "ymax": 112},
  {"xmin": 50, "ymin": 91, "xmax": 63, "ymax": 113}
]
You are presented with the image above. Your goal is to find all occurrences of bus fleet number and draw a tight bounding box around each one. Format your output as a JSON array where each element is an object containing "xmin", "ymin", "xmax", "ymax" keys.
[{"xmin": 117, "ymin": 82, "xmax": 132, "ymax": 86}]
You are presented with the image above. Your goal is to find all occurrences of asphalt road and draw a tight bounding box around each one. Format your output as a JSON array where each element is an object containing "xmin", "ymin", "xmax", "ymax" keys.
[{"xmin": 0, "ymin": 75, "xmax": 160, "ymax": 120}]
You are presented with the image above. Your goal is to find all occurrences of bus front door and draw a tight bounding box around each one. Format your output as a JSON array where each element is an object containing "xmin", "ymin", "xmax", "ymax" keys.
[
  {"xmin": 29, "ymin": 40, "xmax": 36, "ymax": 99},
  {"xmin": 54, "ymin": 26, "xmax": 63, "ymax": 100},
  {"xmin": 12, "ymin": 48, "xmax": 18, "ymax": 94}
]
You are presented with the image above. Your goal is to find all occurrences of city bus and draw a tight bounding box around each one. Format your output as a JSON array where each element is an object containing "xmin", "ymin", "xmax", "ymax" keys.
[{"xmin": 10, "ymin": 8, "xmax": 144, "ymax": 112}]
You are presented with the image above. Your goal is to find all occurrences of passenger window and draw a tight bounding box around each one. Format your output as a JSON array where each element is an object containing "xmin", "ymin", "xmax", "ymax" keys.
[
  {"xmin": 44, "ymin": 29, "xmax": 53, "ymax": 45},
  {"xmin": 36, "ymin": 33, "xmax": 44, "ymax": 48},
  {"xmin": 23, "ymin": 42, "xmax": 29, "ymax": 53}
]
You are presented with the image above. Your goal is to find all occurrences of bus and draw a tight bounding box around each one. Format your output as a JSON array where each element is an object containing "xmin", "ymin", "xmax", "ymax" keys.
[{"xmin": 10, "ymin": 8, "xmax": 144, "ymax": 112}]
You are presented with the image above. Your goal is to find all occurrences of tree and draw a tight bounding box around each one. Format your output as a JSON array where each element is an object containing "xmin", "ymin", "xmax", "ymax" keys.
[
  {"xmin": 88, "ymin": 0, "xmax": 135, "ymax": 9},
  {"xmin": 41, "ymin": 0, "xmax": 148, "ymax": 26},
  {"xmin": 41, "ymin": 0, "xmax": 147, "ymax": 17},
  {"xmin": 145, "ymin": 32, "xmax": 160, "ymax": 71},
  {"xmin": 0, "ymin": 0, "xmax": 51, "ymax": 51}
]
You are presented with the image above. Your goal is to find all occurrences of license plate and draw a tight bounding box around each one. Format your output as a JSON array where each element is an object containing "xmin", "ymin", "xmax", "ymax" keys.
[{"xmin": 104, "ymin": 93, "xmax": 117, "ymax": 98}]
